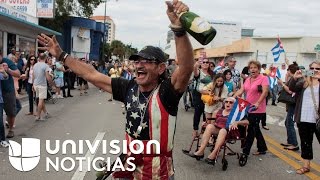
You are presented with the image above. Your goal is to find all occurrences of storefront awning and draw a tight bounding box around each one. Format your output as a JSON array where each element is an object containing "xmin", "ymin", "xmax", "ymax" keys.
[{"xmin": 0, "ymin": 11, "xmax": 61, "ymax": 37}]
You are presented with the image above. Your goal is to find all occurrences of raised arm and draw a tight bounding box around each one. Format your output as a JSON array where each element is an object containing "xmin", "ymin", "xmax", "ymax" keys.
[
  {"xmin": 167, "ymin": 0, "xmax": 194, "ymax": 93},
  {"xmin": 37, "ymin": 34, "xmax": 112, "ymax": 93}
]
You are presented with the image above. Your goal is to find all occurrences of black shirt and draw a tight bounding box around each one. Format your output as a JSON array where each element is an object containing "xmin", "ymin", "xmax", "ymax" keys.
[{"xmin": 112, "ymin": 78, "xmax": 183, "ymax": 140}]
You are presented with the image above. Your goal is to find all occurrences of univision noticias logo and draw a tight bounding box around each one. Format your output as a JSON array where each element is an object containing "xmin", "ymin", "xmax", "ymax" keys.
[{"xmin": 8, "ymin": 138, "xmax": 41, "ymax": 172}]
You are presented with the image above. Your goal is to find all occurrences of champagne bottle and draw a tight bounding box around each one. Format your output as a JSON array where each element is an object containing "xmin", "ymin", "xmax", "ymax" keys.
[{"xmin": 179, "ymin": 11, "xmax": 216, "ymax": 45}]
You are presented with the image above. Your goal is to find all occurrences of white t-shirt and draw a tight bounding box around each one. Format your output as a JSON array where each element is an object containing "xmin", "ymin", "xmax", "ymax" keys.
[
  {"xmin": 301, "ymin": 86, "xmax": 319, "ymax": 123},
  {"xmin": 279, "ymin": 68, "xmax": 287, "ymax": 82}
]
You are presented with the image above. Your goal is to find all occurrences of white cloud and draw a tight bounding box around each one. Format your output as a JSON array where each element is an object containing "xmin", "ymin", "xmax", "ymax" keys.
[{"xmin": 93, "ymin": 0, "xmax": 320, "ymax": 50}]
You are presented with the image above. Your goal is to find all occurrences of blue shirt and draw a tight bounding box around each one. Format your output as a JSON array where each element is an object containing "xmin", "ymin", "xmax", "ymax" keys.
[
  {"xmin": 225, "ymin": 80, "xmax": 234, "ymax": 94},
  {"xmin": 0, "ymin": 73, "xmax": 8, "ymax": 103},
  {"xmin": 17, "ymin": 58, "xmax": 25, "ymax": 73},
  {"xmin": 0, "ymin": 58, "xmax": 17, "ymax": 93}
]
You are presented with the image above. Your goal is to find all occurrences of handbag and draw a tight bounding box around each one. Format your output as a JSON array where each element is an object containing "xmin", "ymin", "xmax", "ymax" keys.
[
  {"xmin": 201, "ymin": 94, "xmax": 215, "ymax": 106},
  {"xmin": 277, "ymin": 89, "xmax": 295, "ymax": 104},
  {"xmin": 310, "ymin": 84, "xmax": 320, "ymax": 133}
]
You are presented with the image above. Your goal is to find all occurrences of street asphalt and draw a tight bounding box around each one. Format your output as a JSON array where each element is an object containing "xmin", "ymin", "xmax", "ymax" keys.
[{"xmin": 0, "ymin": 85, "xmax": 319, "ymax": 180}]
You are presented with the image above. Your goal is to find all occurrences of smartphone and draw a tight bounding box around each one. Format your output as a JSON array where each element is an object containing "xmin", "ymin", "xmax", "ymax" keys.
[{"xmin": 302, "ymin": 70, "xmax": 314, "ymax": 77}]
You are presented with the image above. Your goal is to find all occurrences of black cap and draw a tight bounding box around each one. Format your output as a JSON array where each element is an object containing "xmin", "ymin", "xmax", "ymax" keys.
[{"xmin": 129, "ymin": 46, "xmax": 167, "ymax": 63}]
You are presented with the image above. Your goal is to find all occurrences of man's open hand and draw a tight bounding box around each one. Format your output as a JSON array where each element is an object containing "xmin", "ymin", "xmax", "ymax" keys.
[{"xmin": 37, "ymin": 34, "xmax": 63, "ymax": 58}]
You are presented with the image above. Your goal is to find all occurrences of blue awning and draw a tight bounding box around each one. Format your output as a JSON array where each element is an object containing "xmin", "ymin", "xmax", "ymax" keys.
[{"xmin": 0, "ymin": 11, "xmax": 61, "ymax": 36}]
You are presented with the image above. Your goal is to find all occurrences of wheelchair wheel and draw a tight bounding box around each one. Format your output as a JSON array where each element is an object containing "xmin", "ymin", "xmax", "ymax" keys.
[
  {"xmin": 222, "ymin": 159, "xmax": 228, "ymax": 171},
  {"xmin": 239, "ymin": 153, "xmax": 248, "ymax": 167}
]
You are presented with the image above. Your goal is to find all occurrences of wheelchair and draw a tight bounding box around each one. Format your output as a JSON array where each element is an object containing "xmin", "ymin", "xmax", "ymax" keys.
[
  {"xmin": 182, "ymin": 119, "xmax": 248, "ymax": 171},
  {"xmin": 182, "ymin": 81, "xmax": 194, "ymax": 111}
]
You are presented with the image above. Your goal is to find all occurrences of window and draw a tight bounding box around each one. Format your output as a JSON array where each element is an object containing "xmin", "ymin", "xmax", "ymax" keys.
[{"xmin": 19, "ymin": 36, "xmax": 36, "ymax": 56}]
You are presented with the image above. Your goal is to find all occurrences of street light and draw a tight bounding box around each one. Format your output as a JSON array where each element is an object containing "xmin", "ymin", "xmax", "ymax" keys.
[{"xmin": 101, "ymin": 0, "xmax": 108, "ymax": 65}]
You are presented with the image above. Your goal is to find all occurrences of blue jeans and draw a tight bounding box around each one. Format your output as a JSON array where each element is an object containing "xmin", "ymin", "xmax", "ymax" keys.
[
  {"xmin": 272, "ymin": 84, "xmax": 279, "ymax": 103},
  {"xmin": 0, "ymin": 103, "xmax": 5, "ymax": 141},
  {"xmin": 27, "ymin": 83, "xmax": 34, "ymax": 113},
  {"xmin": 285, "ymin": 104, "xmax": 298, "ymax": 146},
  {"xmin": 16, "ymin": 99, "xmax": 22, "ymax": 115}
]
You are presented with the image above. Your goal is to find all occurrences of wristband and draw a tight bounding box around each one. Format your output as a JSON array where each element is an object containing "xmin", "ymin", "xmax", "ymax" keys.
[
  {"xmin": 169, "ymin": 24, "xmax": 186, "ymax": 37},
  {"xmin": 58, "ymin": 51, "xmax": 69, "ymax": 63}
]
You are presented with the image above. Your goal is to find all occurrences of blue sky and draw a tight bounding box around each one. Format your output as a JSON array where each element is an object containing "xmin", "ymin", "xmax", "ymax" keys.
[{"xmin": 93, "ymin": 0, "xmax": 320, "ymax": 50}]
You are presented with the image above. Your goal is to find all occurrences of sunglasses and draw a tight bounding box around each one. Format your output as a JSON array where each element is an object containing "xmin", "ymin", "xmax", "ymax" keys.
[
  {"xmin": 310, "ymin": 67, "xmax": 320, "ymax": 70},
  {"xmin": 225, "ymin": 101, "xmax": 234, "ymax": 104},
  {"xmin": 30, "ymin": 58, "xmax": 35, "ymax": 60},
  {"xmin": 202, "ymin": 61, "xmax": 209, "ymax": 64},
  {"xmin": 134, "ymin": 59, "xmax": 158, "ymax": 65}
]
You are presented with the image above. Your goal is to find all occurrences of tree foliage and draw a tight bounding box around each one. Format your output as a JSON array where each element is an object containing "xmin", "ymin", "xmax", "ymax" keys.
[
  {"xmin": 107, "ymin": 40, "xmax": 138, "ymax": 61},
  {"xmin": 39, "ymin": 0, "xmax": 101, "ymax": 32}
]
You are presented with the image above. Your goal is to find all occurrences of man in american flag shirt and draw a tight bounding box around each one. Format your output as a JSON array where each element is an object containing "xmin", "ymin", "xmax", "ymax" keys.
[{"xmin": 37, "ymin": 1, "xmax": 194, "ymax": 179}]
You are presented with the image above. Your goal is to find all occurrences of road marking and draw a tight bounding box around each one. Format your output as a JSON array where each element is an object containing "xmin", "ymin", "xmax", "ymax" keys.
[
  {"xmin": 71, "ymin": 132, "xmax": 106, "ymax": 180},
  {"xmin": 266, "ymin": 145, "xmax": 319, "ymax": 179},
  {"xmin": 265, "ymin": 135, "xmax": 320, "ymax": 172}
]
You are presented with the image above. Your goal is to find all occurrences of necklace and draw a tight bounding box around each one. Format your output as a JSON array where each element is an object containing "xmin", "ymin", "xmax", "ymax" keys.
[{"xmin": 135, "ymin": 84, "xmax": 160, "ymax": 136}]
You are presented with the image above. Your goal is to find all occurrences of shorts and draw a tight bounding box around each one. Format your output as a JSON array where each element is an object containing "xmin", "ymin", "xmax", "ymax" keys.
[
  {"xmin": 78, "ymin": 77, "xmax": 87, "ymax": 86},
  {"xmin": 3, "ymin": 92, "xmax": 16, "ymax": 117},
  {"xmin": 54, "ymin": 77, "xmax": 64, "ymax": 87},
  {"xmin": 34, "ymin": 85, "xmax": 47, "ymax": 99}
]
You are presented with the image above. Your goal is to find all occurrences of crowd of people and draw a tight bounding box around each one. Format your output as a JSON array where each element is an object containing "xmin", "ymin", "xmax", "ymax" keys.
[
  {"xmin": 0, "ymin": 1, "xmax": 319, "ymax": 178},
  {"xmin": 186, "ymin": 56, "xmax": 320, "ymax": 175}
]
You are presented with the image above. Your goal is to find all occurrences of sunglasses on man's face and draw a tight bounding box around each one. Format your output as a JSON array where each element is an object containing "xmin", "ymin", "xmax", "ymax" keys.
[
  {"xmin": 310, "ymin": 67, "xmax": 320, "ymax": 70},
  {"xmin": 202, "ymin": 61, "xmax": 209, "ymax": 64},
  {"xmin": 134, "ymin": 59, "xmax": 158, "ymax": 65}
]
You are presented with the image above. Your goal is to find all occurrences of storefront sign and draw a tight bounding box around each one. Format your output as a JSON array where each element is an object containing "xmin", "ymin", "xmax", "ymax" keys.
[
  {"xmin": 36, "ymin": 0, "xmax": 54, "ymax": 18},
  {"xmin": 0, "ymin": 0, "xmax": 37, "ymax": 18},
  {"xmin": 0, "ymin": 2, "xmax": 38, "ymax": 24}
]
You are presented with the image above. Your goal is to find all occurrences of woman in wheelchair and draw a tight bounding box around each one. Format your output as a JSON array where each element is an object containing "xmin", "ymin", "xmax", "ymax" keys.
[{"xmin": 191, "ymin": 97, "xmax": 249, "ymax": 165}]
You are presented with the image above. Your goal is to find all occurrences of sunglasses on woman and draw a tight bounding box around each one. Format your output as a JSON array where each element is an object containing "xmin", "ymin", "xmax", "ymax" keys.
[
  {"xmin": 225, "ymin": 101, "xmax": 234, "ymax": 104},
  {"xmin": 310, "ymin": 67, "xmax": 320, "ymax": 70},
  {"xmin": 202, "ymin": 61, "xmax": 209, "ymax": 64}
]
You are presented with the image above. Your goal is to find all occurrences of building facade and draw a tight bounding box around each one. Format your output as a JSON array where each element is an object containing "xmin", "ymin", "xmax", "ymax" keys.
[
  {"xmin": 0, "ymin": 2, "xmax": 60, "ymax": 57},
  {"xmin": 61, "ymin": 17, "xmax": 106, "ymax": 61},
  {"xmin": 194, "ymin": 36, "xmax": 320, "ymax": 71},
  {"xmin": 91, "ymin": 16, "xmax": 115, "ymax": 44}
]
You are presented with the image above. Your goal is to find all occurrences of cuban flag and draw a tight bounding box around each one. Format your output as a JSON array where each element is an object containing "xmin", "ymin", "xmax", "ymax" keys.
[
  {"xmin": 268, "ymin": 67, "xmax": 281, "ymax": 89},
  {"xmin": 213, "ymin": 66, "xmax": 222, "ymax": 73},
  {"xmin": 271, "ymin": 37, "xmax": 285, "ymax": 62},
  {"xmin": 226, "ymin": 98, "xmax": 251, "ymax": 129}
]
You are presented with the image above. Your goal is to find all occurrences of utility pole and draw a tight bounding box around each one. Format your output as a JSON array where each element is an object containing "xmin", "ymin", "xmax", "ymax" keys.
[{"xmin": 101, "ymin": 0, "xmax": 108, "ymax": 65}]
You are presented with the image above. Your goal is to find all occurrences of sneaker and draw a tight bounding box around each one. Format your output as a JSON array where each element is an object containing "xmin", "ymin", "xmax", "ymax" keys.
[
  {"xmin": 52, "ymin": 94, "xmax": 57, "ymax": 98},
  {"xmin": 44, "ymin": 113, "xmax": 51, "ymax": 119},
  {"xmin": 6, "ymin": 131, "xmax": 14, "ymax": 138},
  {"xmin": 35, "ymin": 117, "xmax": 44, "ymax": 121},
  {"xmin": 58, "ymin": 95, "xmax": 64, "ymax": 99},
  {"xmin": 5, "ymin": 121, "xmax": 15, "ymax": 128},
  {"xmin": 0, "ymin": 141, "xmax": 10, "ymax": 148}
]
